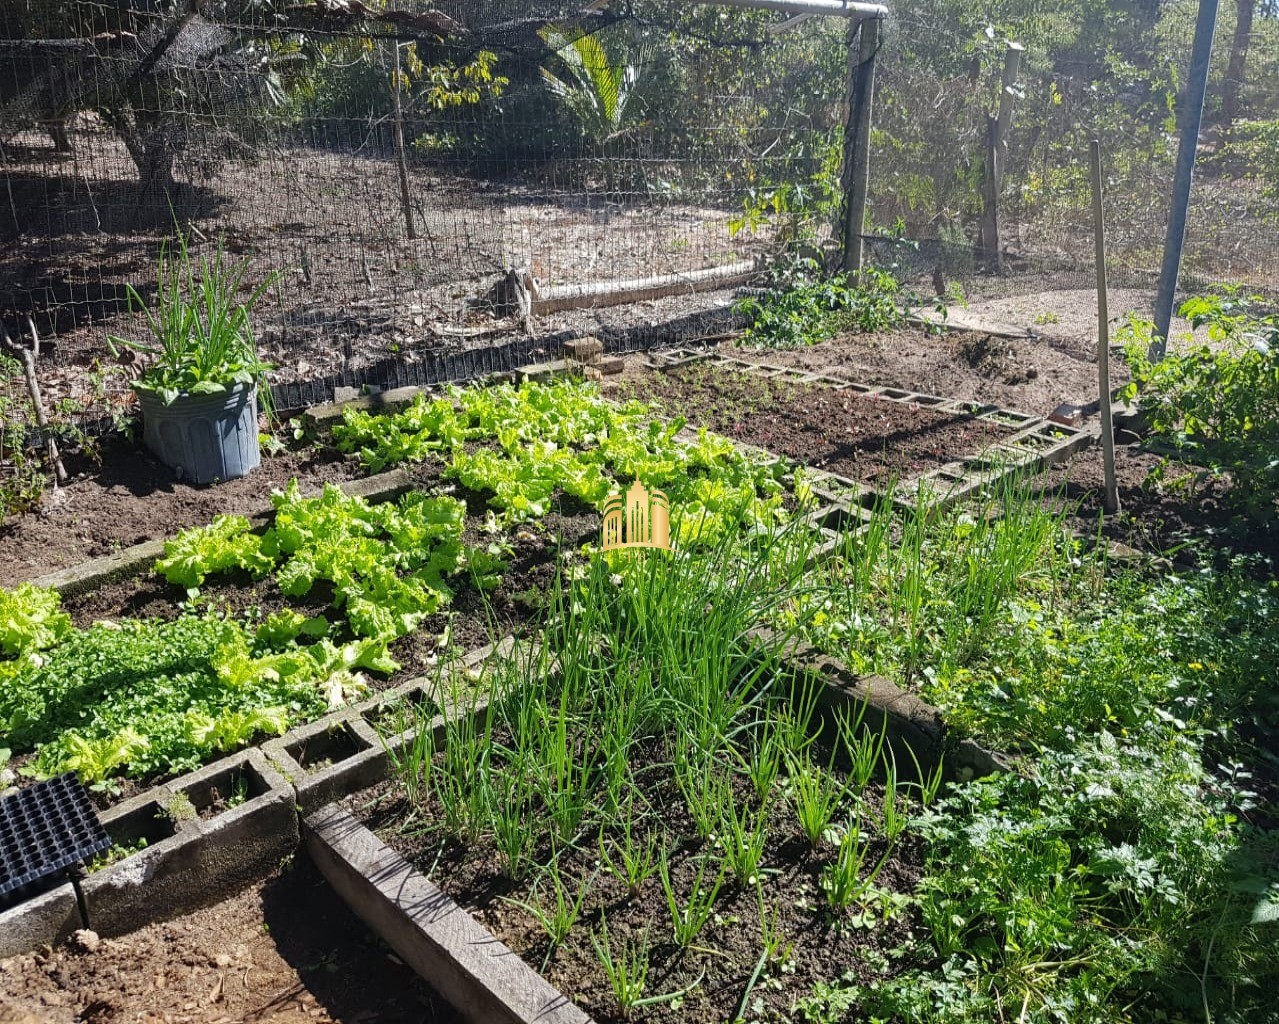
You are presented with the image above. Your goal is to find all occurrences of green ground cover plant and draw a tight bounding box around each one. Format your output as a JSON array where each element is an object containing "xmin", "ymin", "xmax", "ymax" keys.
[
  {"xmin": 792, "ymin": 481, "xmax": 1279, "ymax": 1023},
  {"xmin": 0, "ymin": 592, "xmax": 393, "ymax": 784}
]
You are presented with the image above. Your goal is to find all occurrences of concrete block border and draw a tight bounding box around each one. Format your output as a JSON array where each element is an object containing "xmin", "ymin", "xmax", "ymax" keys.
[
  {"xmin": 304, "ymin": 806, "xmax": 593, "ymax": 1024},
  {"xmin": 0, "ymin": 747, "xmax": 296, "ymax": 954}
]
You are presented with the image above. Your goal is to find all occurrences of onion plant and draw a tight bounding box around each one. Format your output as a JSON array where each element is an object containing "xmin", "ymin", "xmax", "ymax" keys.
[
  {"xmin": 659, "ymin": 846, "xmax": 725, "ymax": 948},
  {"xmin": 109, "ymin": 229, "xmax": 275, "ymax": 406},
  {"xmin": 787, "ymin": 749, "xmax": 852, "ymax": 847},
  {"xmin": 598, "ymin": 805, "xmax": 659, "ymax": 900},
  {"xmin": 502, "ymin": 862, "xmax": 591, "ymax": 969}
]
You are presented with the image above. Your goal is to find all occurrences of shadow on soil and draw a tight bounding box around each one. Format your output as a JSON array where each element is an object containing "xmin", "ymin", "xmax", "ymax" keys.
[{"xmin": 260, "ymin": 854, "xmax": 460, "ymax": 1023}]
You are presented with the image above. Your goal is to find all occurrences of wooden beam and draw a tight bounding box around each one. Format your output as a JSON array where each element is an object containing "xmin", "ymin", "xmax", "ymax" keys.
[{"xmin": 841, "ymin": 17, "xmax": 879, "ymax": 276}]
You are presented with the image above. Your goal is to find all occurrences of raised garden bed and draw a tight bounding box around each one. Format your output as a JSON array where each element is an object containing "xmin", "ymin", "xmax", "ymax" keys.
[
  {"xmin": 326, "ymin": 545, "xmax": 951, "ymax": 1024},
  {"xmin": 619, "ymin": 361, "xmax": 1017, "ymax": 485},
  {"xmin": 0, "ymin": 380, "xmax": 827, "ymax": 813}
]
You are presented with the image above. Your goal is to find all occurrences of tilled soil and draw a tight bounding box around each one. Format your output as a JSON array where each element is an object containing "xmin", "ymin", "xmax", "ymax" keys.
[
  {"xmin": 0, "ymin": 857, "xmax": 458, "ymax": 1024},
  {"xmin": 1041, "ymin": 441, "xmax": 1275, "ymax": 562},
  {"xmin": 619, "ymin": 362, "xmax": 1012, "ymax": 484},
  {"xmin": 350, "ymin": 743, "xmax": 924, "ymax": 1024},
  {"xmin": 723, "ymin": 325, "xmax": 1120, "ymax": 419},
  {"xmin": 0, "ymin": 438, "xmax": 363, "ymax": 588}
]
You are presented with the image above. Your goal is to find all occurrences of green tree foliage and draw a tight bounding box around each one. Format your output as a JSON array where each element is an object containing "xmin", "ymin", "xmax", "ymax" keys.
[{"xmin": 539, "ymin": 24, "xmax": 652, "ymax": 141}]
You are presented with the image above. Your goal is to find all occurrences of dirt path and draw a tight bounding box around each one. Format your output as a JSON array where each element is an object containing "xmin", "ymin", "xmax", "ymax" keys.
[
  {"xmin": 959, "ymin": 287, "xmax": 1204, "ymax": 354},
  {"xmin": 0, "ymin": 858, "xmax": 457, "ymax": 1024}
]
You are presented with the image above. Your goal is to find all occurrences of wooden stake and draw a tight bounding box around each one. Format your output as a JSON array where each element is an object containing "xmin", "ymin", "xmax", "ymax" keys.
[
  {"xmin": 2, "ymin": 320, "xmax": 67, "ymax": 486},
  {"xmin": 1089, "ymin": 139, "xmax": 1120, "ymax": 514}
]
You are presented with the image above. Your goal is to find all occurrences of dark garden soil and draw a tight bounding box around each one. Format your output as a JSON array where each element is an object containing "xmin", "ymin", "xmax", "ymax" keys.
[
  {"xmin": 618, "ymin": 362, "xmax": 1013, "ymax": 485},
  {"xmin": 724, "ymin": 325, "xmax": 1125, "ymax": 420},
  {"xmin": 0, "ymin": 436, "xmax": 365, "ymax": 588},
  {"xmin": 0, "ymin": 857, "xmax": 458, "ymax": 1024},
  {"xmin": 348, "ymin": 748, "xmax": 925, "ymax": 1024},
  {"xmin": 1039, "ymin": 441, "xmax": 1279, "ymax": 565}
]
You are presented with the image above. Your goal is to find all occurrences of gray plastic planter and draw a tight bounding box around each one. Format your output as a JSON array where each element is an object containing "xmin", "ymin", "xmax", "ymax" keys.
[{"xmin": 139, "ymin": 381, "xmax": 261, "ymax": 484}]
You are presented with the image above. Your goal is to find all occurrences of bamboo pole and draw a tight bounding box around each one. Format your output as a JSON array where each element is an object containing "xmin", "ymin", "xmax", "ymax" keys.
[{"xmin": 1089, "ymin": 139, "xmax": 1119, "ymax": 514}]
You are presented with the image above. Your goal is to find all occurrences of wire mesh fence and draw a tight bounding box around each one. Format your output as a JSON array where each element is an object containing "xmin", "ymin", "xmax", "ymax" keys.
[{"xmin": 1, "ymin": 0, "xmax": 1277, "ymax": 450}]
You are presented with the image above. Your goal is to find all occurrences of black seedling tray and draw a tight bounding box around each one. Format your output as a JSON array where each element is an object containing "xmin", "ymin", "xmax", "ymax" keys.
[{"xmin": 0, "ymin": 774, "xmax": 111, "ymax": 906}]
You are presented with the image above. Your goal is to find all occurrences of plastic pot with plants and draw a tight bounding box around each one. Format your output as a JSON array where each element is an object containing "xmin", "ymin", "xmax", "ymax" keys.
[{"xmin": 110, "ymin": 232, "xmax": 274, "ymax": 486}]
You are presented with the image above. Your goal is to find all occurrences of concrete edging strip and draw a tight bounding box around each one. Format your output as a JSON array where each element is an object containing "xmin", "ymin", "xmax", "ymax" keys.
[{"xmin": 304, "ymin": 805, "xmax": 593, "ymax": 1024}]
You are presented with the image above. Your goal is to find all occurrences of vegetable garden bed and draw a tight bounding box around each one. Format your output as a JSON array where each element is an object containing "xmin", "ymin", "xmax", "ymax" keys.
[
  {"xmin": 617, "ymin": 361, "xmax": 1017, "ymax": 485},
  {"xmin": 0, "ymin": 378, "xmax": 823, "ymax": 804},
  {"xmin": 340, "ymin": 541, "xmax": 941, "ymax": 1024}
]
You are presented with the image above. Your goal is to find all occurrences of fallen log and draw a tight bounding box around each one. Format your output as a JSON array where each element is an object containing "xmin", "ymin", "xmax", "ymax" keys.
[{"xmin": 529, "ymin": 261, "xmax": 760, "ymax": 316}]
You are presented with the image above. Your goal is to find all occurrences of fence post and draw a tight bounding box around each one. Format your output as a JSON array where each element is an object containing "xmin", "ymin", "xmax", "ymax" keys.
[
  {"xmin": 1151, "ymin": 0, "xmax": 1219, "ymax": 360},
  {"xmin": 979, "ymin": 41, "xmax": 1024, "ymax": 267},
  {"xmin": 841, "ymin": 16, "xmax": 879, "ymax": 278}
]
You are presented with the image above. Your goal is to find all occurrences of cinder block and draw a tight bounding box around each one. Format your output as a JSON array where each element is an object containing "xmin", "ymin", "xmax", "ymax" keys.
[
  {"xmin": 265, "ymin": 710, "xmax": 392, "ymax": 815},
  {"xmin": 0, "ymin": 882, "xmax": 80, "ymax": 958},
  {"xmin": 515, "ymin": 360, "xmax": 576, "ymax": 383},
  {"xmin": 763, "ymin": 632, "xmax": 1004, "ymax": 781},
  {"xmin": 304, "ymin": 385, "xmax": 436, "ymax": 430},
  {"xmin": 564, "ymin": 337, "xmax": 604, "ymax": 364},
  {"xmin": 1049, "ymin": 403, "xmax": 1085, "ymax": 427},
  {"xmin": 599, "ymin": 356, "xmax": 625, "ymax": 376},
  {"xmin": 82, "ymin": 749, "xmax": 296, "ymax": 938}
]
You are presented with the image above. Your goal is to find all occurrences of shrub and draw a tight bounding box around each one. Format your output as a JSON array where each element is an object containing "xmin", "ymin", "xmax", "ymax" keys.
[{"xmin": 1122, "ymin": 293, "xmax": 1279, "ymax": 523}]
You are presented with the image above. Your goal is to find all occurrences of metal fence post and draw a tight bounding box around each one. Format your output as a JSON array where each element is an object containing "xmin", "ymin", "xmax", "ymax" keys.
[
  {"xmin": 841, "ymin": 15, "xmax": 879, "ymax": 277},
  {"xmin": 1151, "ymin": 0, "xmax": 1220, "ymax": 360}
]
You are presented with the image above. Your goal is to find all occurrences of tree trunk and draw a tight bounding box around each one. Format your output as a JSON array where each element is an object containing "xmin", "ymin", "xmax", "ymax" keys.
[
  {"xmin": 137, "ymin": 129, "xmax": 177, "ymax": 200},
  {"xmin": 47, "ymin": 121, "xmax": 72, "ymax": 154},
  {"xmin": 104, "ymin": 106, "xmax": 177, "ymax": 206},
  {"xmin": 1222, "ymin": 0, "xmax": 1256, "ymax": 132},
  {"xmin": 392, "ymin": 43, "xmax": 417, "ymax": 241}
]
